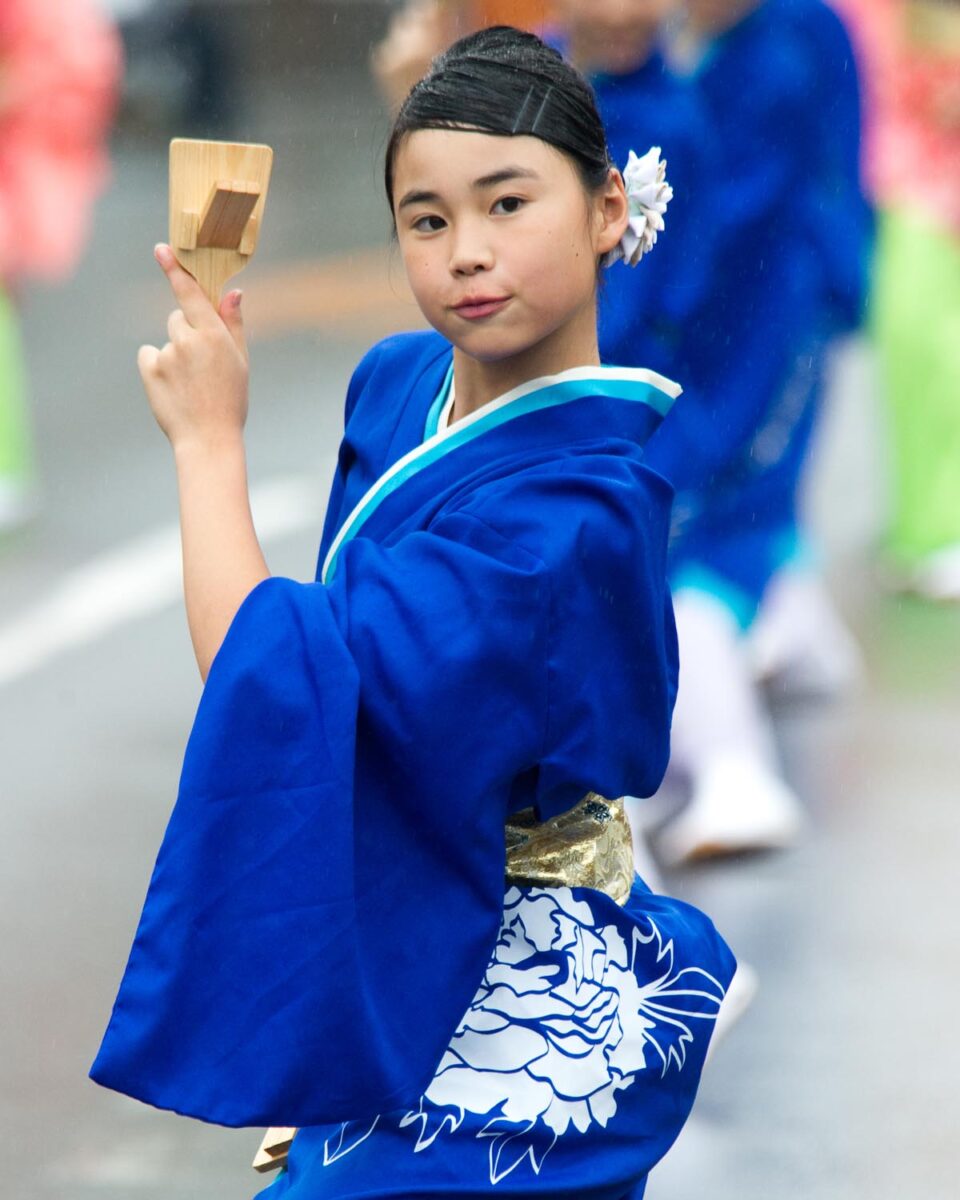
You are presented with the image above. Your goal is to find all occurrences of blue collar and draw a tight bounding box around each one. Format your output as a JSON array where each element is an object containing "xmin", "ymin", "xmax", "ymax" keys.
[{"xmin": 322, "ymin": 364, "xmax": 679, "ymax": 584}]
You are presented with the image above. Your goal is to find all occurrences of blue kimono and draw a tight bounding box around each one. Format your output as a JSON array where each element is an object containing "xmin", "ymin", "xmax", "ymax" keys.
[
  {"xmin": 92, "ymin": 332, "xmax": 735, "ymax": 1197},
  {"xmin": 633, "ymin": 0, "xmax": 872, "ymax": 623}
]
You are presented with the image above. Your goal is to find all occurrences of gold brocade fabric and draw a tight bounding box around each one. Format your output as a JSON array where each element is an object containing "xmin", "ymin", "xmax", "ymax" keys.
[{"xmin": 504, "ymin": 794, "xmax": 634, "ymax": 906}]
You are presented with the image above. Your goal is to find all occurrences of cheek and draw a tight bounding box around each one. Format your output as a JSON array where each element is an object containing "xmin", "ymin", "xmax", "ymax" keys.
[
  {"xmin": 516, "ymin": 221, "xmax": 597, "ymax": 309},
  {"xmin": 400, "ymin": 245, "xmax": 446, "ymax": 311}
]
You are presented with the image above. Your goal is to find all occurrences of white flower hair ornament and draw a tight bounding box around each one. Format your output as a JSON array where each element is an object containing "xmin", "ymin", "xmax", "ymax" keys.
[{"xmin": 603, "ymin": 146, "xmax": 673, "ymax": 269}]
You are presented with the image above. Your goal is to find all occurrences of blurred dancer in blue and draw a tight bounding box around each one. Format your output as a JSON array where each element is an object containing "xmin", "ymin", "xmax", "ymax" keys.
[
  {"xmin": 740, "ymin": 0, "xmax": 875, "ymax": 689},
  {"xmin": 91, "ymin": 27, "xmax": 735, "ymax": 1198},
  {"xmin": 549, "ymin": 1, "xmax": 718, "ymax": 392},
  {"xmin": 622, "ymin": 0, "xmax": 872, "ymax": 863}
]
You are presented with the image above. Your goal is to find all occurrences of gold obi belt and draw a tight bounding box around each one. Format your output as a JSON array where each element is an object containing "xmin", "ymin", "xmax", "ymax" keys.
[{"xmin": 504, "ymin": 793, "xmax": 634, "ymax": 907}]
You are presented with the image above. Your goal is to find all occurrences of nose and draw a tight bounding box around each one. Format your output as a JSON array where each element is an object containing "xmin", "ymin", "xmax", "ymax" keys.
[{"xmin": 448, "ymin": 217, "xmax": 494, "ymax": 276}]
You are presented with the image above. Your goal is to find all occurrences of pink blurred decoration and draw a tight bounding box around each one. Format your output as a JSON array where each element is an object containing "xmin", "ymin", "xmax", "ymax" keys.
[
  {"xmin": 0, "ymin": 0, "xmax": 123, "ymax": 284},
  {"xmin": 835, "ymin": 0, "xmax": 960, "ymax": 233}
]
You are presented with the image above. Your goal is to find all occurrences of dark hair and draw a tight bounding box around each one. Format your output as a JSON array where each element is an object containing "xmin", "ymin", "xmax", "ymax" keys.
[{"xmin": 384, "ymin": 26, "xmax": 612, "ymax": 210}]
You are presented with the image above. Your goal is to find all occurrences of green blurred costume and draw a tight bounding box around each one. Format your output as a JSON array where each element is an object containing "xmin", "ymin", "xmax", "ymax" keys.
[{"xmin": 872, "ymin": 210, "xmax": 960, "ymax": 567}]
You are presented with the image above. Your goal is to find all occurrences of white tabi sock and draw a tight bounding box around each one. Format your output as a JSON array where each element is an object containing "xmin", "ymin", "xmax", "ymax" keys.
[{"xmin": 657, "ymin": 590, "xmax": 804, "ymax": 865}]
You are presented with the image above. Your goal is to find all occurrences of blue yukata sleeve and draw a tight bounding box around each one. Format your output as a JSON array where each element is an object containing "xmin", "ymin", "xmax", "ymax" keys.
[
  {"xmin": 90, "ymin": 513, "xmax": 549, "ymax": 1128},
  {"xmin": 315, "ymin": 340, "xmax": 387, "ymax": 561}
]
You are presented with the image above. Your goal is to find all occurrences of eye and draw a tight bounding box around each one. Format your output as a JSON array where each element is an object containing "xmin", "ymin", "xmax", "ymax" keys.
[
  {"xmin": 492, "ymin": 195, "xmax": 526, "ymax": 216},
  {"xmin": 412, "ymin": 214, "xmax": 446, "ymax": 233}
]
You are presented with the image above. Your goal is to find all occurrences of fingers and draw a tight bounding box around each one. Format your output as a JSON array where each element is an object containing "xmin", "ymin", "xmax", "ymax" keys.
[
  {"xmin": 137, "ymin": 344, "xmax": 160, "ymax": 377},
  {"xmin": 218, "ymin": 289, "xmax": 247, "ymax": 357},
  {"xmin": 154, "ymin": 243, "xmax": 219, "ymax": 330},
  {"xmin": 167, "ymin": 308, "xmax": 191, "ymax": 344}
]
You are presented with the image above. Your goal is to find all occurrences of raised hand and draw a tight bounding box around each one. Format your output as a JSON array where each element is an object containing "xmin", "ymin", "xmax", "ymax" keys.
[{"xmin": 137, "ymin": 243, "xmax": 249, "ymax": 452}]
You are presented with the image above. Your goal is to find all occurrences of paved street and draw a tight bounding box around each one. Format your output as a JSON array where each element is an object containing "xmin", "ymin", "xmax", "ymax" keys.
[{"xmin": 2, "ymin": 43, "xmax": 958, "ymax": 1200}]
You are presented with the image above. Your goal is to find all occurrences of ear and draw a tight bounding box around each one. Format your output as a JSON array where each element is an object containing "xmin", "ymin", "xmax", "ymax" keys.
[{"xmin": 594, "ymin": 168, "xmax": 629, "ymax": 260}]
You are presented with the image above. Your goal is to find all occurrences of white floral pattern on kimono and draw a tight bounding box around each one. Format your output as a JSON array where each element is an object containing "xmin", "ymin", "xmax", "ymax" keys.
[{"xmin": 325, "ymin": 886, "xmax": 727, "ymax": 1186}]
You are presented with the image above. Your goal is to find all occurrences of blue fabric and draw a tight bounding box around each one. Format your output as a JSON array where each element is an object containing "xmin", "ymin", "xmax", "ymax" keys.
[
  {"xmin": 322, "ymin": 370, "xmax": 677, "ymax": 585},
  {"xmin": 585, "ymin": 1, "xmax": 870, "ymax": 616},
  {"xmin": 664, "ymin": 330, "xmax": 829, "ymax": 625},
  {"xmin": 260, "ymin": 880, "xmax": 733, "ymax": 1198},
  {"xmin": 541, "ymin": 44, "xmax": 719, "ymax": 383},
  {"xmin": 91, "ymin": 332, "xmax": 734, "ymax": 1173},
  {"xmin": 778, "ymin": 0, "xmax": 875, "ymax": 334},
  {"xmin": 592, "ymin": 52, "xmax": 720, "ymax": 377}
]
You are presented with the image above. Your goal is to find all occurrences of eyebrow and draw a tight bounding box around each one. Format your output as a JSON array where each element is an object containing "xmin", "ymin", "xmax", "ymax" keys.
[{"xmin": 397, "ymin": 166, "xmax": 541, "ymax": 210}]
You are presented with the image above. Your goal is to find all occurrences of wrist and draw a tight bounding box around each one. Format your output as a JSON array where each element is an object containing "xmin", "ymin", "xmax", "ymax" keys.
[{"xmin": 172, "ymin": 430, "xmax": 247, "ymax": 467}]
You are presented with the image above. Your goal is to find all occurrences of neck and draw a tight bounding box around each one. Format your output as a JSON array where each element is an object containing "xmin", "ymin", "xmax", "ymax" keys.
[
  {"xmin": 566, "ymin": 28, "xmax": 657, "ymax": 76},
  {"xmin": 451, "ymin": 301, "xmax": 601, "ymax": 420}
]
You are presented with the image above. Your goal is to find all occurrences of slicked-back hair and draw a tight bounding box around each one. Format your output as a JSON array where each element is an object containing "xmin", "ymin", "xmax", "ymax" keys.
[{"xmin": 384, "ymin": 25, "xmax": 612, "ymax": 213}]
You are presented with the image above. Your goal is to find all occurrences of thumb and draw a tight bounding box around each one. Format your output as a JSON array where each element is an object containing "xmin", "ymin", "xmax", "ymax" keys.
[{"xmin": 220, "ymin": 289, "xmax": 247, "ymax": 355}]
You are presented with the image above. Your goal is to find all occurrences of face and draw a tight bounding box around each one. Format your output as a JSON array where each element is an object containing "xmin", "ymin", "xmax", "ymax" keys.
[
  {"xmin": 554, "ymin": 0, "xmax": 678, "ymax": 73},
  {"xmin": 684, "ymin": 0, "xmax": 759, "ymax": 34},
  {"xmin": 391, "ymin": 129, "xmax": 626, "ymax": 365}
]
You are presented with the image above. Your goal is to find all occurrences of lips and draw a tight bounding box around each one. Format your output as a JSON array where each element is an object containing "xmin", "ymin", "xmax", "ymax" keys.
[{"xmin": 452, "ymin": 296, "xmax": 511, "ymax": 320}]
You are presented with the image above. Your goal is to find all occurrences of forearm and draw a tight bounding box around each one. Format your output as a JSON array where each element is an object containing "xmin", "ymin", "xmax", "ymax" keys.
[{"xmin": 173, "ymin": 436, "xmax": 270, "ymax": 682}]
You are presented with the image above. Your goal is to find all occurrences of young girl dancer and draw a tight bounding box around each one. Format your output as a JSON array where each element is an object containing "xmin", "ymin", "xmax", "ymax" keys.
[{"xmin": 92, "ymin": 27, "xmax": 734, "ymax": 1199}]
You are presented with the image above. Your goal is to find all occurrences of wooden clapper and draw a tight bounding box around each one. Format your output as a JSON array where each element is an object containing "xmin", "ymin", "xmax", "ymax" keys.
[
  {"xmin": 170, "ymin": 137, "xmax": 292, "ymax": 1172},
  {"xmin": 252, "ymin": 1126, "xmax": 298, "ymax": 1175},
  {"xmin": 169, "ymin": 138, "xmax": 274, "ymax": 304}
]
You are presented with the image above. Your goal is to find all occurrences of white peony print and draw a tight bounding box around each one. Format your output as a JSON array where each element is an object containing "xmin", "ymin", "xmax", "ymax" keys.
[{"xmin": 326, "ymin": 886, "xmax": 726, "ymax": 1186}]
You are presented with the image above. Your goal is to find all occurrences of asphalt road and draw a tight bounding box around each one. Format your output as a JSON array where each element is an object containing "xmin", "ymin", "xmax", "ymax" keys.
[{"xmin": 2, "ymin": 63, "xmax": 958, "ymax": 1200}]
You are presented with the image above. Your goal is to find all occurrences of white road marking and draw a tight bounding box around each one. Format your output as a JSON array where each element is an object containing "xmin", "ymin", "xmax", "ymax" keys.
[{"xmin": 0, "ymin": 474, "xmax": 321, "ymax": 689}]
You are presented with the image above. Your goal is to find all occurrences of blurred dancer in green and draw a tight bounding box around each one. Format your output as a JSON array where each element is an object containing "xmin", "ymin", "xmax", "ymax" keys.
[
  {"xmin": 840, "ymin": 0, "xmax": 960, "ymax": 598},
  {"xmin": 0, "ymin": 0, "xmax": 121, "ymax": 533}
]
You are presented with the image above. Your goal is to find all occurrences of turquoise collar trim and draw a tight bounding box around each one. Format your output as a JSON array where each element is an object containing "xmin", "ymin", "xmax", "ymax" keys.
[{"xmin": 323, "ymin": 363, "xmax": 680, "ymax": 584}]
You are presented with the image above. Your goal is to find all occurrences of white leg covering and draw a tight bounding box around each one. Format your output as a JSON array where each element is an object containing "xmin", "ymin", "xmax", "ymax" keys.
[
  {"xmin": 746, "ymin": 566, "xmax": 863, "ymax": 696},
  {"xmin": 657, "ymin": 590, "xmax": 804, "ymax": 866},
  {"xmin": 669, "ymin": 590, "xmax": 778, "ymax": 773}
]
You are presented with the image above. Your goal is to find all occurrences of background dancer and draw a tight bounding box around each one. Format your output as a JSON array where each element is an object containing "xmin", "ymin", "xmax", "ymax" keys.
[{"xmin": 649, "ymin": 0, "xmax": 872, "ymax": 864}]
